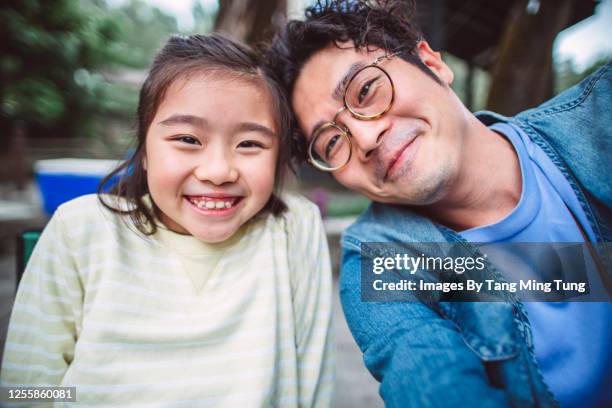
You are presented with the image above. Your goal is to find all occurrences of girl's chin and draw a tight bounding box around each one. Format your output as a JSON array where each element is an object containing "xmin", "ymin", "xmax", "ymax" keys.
[{"xmin": 191, "ymin": 226, "xmax": 239, "ymax": 243}]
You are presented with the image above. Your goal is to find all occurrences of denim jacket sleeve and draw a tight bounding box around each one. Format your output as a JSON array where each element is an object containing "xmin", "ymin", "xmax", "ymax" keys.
[{"xmin": 339, "ymin": 243, "xmax": 511, "ymax": 408}]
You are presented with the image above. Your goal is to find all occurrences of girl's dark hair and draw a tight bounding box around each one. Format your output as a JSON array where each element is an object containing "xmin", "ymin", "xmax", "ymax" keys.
[
  {"xmin": 267, "ymin": 0, "xmax": 440, "ymax": 162},
  {"xmin": 98, "ymin": 33, "xmax": 294, "ymax": 235}
]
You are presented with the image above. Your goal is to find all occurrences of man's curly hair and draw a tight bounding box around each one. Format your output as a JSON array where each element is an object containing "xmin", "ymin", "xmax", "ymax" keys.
[{"xmin": 267, "ymin": 0, "xmax": 440, "ymax": 162}]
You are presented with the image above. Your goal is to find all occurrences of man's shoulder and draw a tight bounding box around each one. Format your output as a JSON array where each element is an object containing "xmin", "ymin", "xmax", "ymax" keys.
[
  {"xmin": 517, "ymin": 64, "xmax": 611, "ymax": 210},
  {"xmin": 475, "ymin": 64, "xmax": 612, "ymax": 236},
  {"xmin": 341, "ymin": 202, "xmax": 447, "ymax": 252},
  {"xmin": 516, "ymin": 62, "xmax": 610, "ymax": 121},
  {"xmin": 475, "ymin": 63, "xmax": 610, "ymax": 128}
]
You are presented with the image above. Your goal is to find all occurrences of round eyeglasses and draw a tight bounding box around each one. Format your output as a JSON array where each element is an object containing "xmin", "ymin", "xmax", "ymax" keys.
[{"xmin": 308, "ymin": 52, "xmax": 401, "ymax": 172}]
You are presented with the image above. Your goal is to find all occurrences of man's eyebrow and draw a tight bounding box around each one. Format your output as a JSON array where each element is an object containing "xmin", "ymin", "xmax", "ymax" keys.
[
  {"xmin": 235, "ymin": 122, "xmax": 276, "ymax": 138},
  {"xmin": 309, "ymin": 120, "xmax": 326, "ymax": 141},
  {"xmin": 332, "ymin": 61, "xmax": 367, "ymax": 101},
  {"xmin": 158, "ymin": 114, "xmax": 206, "ymax": 127},
  {"xmin": 308, "ymin": 61, "xmax": 367, "ymax": 139}
]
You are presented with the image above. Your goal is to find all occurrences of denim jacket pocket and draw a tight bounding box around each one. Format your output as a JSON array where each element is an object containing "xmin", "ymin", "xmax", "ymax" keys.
[{"xmin": 438, "ymin": 302, "xmax": 520, "ymax": 361}]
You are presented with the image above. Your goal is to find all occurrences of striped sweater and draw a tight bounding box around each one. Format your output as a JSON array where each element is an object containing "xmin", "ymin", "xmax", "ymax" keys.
[{"xmin": 1, "ymin": 193, "xmax": 334, "ymax": 407}]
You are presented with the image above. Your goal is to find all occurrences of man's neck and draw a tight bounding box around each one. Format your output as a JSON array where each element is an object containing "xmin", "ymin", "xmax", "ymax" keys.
[{"xmin": 419, "ymin": 118, "xmax": 522, "ymax": 232}]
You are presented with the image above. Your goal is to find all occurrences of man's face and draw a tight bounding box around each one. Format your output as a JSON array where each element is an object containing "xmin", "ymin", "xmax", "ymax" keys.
[{"xmin": 292, "ymin": 42, "xmax": 468, "ymax": 206}]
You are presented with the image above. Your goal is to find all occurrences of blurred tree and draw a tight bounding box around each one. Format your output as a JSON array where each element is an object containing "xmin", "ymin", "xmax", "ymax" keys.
[
  {"xmin": 214, "ymin": 0, "xmax": 286, "ymax": 45},
  {"xmin": 192, "ymin": 1, "xmax": 217, "ymax": 35},
  {"xmin": 0, "ymin": 0, "xmax": 183, "ymax": 157},
  {"xmin": 486, "ymin": 0, "xmax": 574, "ymax": 115},
  {"xmin": 555, "ymin": 57, "xmax": 610, "ymax": 93},
  {"xmin": 106, "ymin": 0, "xmax": 179, "ymax": 68},
  {"xmin": 0, "ymin": 0, "xmax": 125, "ymax": 151}
]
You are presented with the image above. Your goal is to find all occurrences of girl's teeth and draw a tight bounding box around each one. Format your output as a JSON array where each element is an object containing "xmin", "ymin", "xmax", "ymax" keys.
[{"xmin": 191, "ymin": 198, "xmax": 236, "ymax": 210}]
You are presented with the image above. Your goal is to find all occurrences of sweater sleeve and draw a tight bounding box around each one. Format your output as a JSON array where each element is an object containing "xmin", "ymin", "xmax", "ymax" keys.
[
  {"xmin": 1, "ymin": 208, "xmax": 83, "ymax": 389},
  {"xmin": 287, "ymin": 196, "xmax": 335, "ymax": 407}
]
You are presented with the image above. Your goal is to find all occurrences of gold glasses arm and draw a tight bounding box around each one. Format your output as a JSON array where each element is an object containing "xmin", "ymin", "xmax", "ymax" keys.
[
  {"xmin": 372, "ymin": 48, "xmax": 410, "ymax": 66},
  {"xmin": 372, "ymin": 55, "xmax": 388, "ymax": 66}
]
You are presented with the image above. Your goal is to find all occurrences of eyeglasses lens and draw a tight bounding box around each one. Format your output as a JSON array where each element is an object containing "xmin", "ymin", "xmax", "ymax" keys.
[
  {"xmin": 345, "ymin": 66, "xmax": 393, "ymax": 117},
  {"xmin": 311, "ymin": 125, "xmax": 351, "ymax": 170}
]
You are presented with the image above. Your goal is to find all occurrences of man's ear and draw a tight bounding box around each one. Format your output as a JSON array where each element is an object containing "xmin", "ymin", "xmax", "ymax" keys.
[{"xmin": 416, "ymin": 41, "xmax": 454, "ymax": 85}]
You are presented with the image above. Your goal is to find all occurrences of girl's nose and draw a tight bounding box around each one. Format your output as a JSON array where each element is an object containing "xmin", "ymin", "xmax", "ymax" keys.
[{"xmin": 193, "ymin": 151, "xmax": 239, "ymax": 185}]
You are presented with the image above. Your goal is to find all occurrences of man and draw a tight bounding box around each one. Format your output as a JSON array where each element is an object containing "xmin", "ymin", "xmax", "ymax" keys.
[{"xmin": 268, "ymin": 0, "xmax": 611, "ymax": 407}]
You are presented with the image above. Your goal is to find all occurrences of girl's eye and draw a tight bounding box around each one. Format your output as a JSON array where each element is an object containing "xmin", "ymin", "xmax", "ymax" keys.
[
  {"xmin": 238, "ymin": 140, "xmax": 264, "ymax": 149},
  {"xmin": 175, "ymin": 135, "xmax": 200, "ymax": 145}
]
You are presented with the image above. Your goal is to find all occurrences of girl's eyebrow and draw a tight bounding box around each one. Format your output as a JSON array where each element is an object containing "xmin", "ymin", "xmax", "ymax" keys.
[
  {"xmin": 235, "ymin": 122, "xmax": 276, "ymax": 138},
  {"xmin": 158, "ymin": 115, "xmax": 275, "ymax": 137},
  {"xmin": 158, "ymin": 114, "xmax": 206, "ymax": 127}
]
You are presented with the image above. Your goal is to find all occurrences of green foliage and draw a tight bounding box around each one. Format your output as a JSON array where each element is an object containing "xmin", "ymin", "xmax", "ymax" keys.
[
  {"xmin": 192, "ymin": 1, "xmax": 217, "ymax": 35},
  {"xmin": 555, "ymin": 56, "xmax": 611, "ymax": 94},
  {"xmin": 0, "ymin": 0, "xmax": 214, "ymax": 151},
  {"xmin": 103, "ymin": 0, "xmax": 179, "ymax": 68},
  {"xmin": 0, "ymin": 0, "xmax": 129, "ymax": 144}
]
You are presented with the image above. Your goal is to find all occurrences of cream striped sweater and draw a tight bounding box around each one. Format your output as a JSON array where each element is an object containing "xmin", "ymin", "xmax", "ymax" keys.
[{"xmin": 1, "ymin": 193, "xmax": 334, "ymax": 407}]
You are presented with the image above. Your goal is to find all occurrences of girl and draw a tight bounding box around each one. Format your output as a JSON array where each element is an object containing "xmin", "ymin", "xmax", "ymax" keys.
[{"xmin": 1, "ymin": 34, "xmax": 334, "ymax": 407}]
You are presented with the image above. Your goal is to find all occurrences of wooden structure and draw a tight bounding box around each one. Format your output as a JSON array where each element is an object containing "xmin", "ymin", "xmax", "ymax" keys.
[{"xmin": 416, "ymin": 0, "xmax": 597, "ymax": 111}]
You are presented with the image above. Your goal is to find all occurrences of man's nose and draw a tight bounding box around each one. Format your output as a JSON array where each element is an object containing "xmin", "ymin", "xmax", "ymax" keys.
[
  {"xmin": 343, "ymin": 115, "xmax": 388, "ymax": 161},
  {"xmin": 193, "ymin": 148, "xmax": 239, "ymax": 185}
]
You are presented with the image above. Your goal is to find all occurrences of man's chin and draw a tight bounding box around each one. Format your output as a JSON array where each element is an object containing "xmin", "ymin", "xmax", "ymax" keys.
[{"xmin": 362, "ymin": 179, "xmax": 448, "ymax": 207}]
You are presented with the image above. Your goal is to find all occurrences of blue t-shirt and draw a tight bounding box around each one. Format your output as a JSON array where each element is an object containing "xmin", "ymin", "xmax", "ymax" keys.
[{"xmin": 460, "ymin": 123, "xmax": 611, "ymax": 407}]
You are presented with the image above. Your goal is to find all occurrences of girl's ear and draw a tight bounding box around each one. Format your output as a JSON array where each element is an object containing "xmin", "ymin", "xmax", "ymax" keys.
[
  {"xmin": 416, "ymin": 41, "xmax": 454, "ymax": 86},
  {"xmin": 142, "ymin": 156, "xmax": 147, "ymax": 171}
]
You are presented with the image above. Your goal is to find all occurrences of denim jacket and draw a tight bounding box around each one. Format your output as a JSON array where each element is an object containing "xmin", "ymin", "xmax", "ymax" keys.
[{"xmin": 339, "ymin": 64, "xmax": 611, "ymax": 408}]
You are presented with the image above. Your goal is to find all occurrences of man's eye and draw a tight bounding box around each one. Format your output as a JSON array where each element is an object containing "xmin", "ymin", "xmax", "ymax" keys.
[
  {"xmin": 238, "ymin": 140, "xmax": 264, "ymax": 149},
  {"xmin": 358, "ymin": 76, "xmax": 379, "ymax": 104},
  {"xmin": 325, "ymin": 134, "xmax": 341, "ymax": 159},
  {"xmin": 175, "ymin": 135, "xmax": 200, "ymax": 145}
]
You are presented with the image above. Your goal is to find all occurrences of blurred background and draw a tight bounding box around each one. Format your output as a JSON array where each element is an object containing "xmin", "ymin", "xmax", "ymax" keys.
[{"xmin": 0, "ymin": 0, "xmax": 610, "ymax": 406}]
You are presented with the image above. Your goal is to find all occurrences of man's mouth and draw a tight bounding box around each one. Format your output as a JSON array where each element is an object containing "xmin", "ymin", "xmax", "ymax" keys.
[
  {"xmin": 185, "ymin": 195, "xmax": 243, "ymax": 210},
  {"xmin": 384, "ymin": 134, "xmax": 421, "ymax": 181}
]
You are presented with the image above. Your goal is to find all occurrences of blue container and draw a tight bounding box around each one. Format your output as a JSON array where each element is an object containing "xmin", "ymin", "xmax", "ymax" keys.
[{"xmin": 35, "ymin": 159, "xmax": 123, "ymax": 215}]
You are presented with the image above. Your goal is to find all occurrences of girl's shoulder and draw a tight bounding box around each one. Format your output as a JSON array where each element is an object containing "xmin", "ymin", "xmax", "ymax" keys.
[
  {"xmin": 54, "ymin": 193, "xmax": 126, "ymax": 221},
  {"xmin": 52, "ymin": 194, "xmax": 136, "ymax": 238},
  {"xmin": 273, "ymin": 192, "xmax": 325, "ymax": 245},
  {"xmin": 275, "ymin": 193, "xmax": 331, "ymax": 295},
  {"xmin": 278, "ymin": 192, "xmax": 323, "ymax": 228},
  {"xmin": 46, "ymin": 194, "xmax": 162, "ymax": 262},
  {"xmin": 281, "ymin": 192, "xmax": 321, "ymax": 215}
]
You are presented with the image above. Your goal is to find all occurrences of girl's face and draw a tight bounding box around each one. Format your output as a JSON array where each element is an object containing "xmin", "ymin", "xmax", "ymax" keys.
[{"xmin": 144, "ymin": 72, "xmax": 279, "ymax": 243}]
